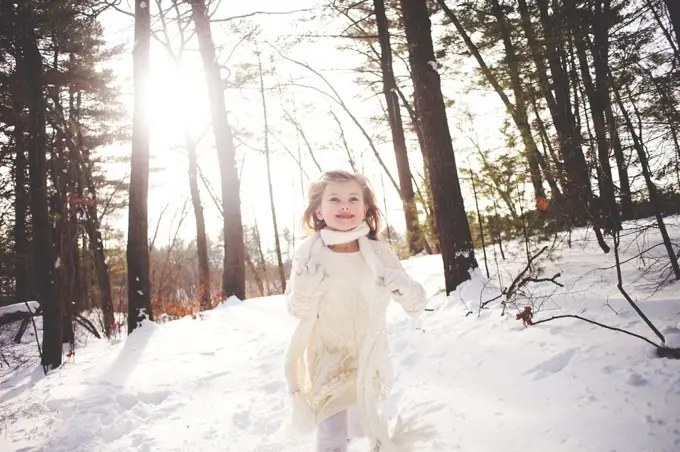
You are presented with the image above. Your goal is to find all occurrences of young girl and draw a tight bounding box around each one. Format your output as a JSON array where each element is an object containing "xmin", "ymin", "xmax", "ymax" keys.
[{"xmin": 283, "ymin": 170, "xmax": 429, "ymax": 452}]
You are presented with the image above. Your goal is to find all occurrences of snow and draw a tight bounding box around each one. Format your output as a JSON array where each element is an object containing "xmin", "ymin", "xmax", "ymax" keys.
[
  {"xmin": 0, "ymin": 301, "xmax": 39, "ymax": 317},
  {"xmin": 2, "ymin": 219, "xmax": 680, "ymax": 451}
]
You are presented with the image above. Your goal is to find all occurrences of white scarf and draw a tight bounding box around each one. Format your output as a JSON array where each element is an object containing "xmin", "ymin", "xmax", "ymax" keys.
[{"xmin": 319, "ymin": 221, "xmax": 371, "ymax": 246}]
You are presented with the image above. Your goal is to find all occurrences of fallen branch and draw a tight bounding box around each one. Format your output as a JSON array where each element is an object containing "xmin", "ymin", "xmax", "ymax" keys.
[
  {"xmin": 531, "ymin": 314, "xmax": 658, "ymax": 347},
  {"xmin": 531, "ymin": 314, "xmax": 680, "ymax": 359}
]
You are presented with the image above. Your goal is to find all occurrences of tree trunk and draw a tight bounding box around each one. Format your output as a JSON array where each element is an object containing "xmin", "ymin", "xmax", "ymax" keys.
[
  {"xmin": 252, "ymin": 221, "xmax": 269, "ymax": 295},
  {"xmin": 609, "ymin": 68, "xmax": 680, "ymax": 280},
  {"xmin": 186, "ymin": 130, "xmax": 212, "ymax": 310},
  {"xmin": 470, "ymin": 173, "xmax": 490, "ymax": 278},
  {"xmin": 650, "ymin": 0, "xmax": 680, "ymax": 60},
  {"xmin": 373, "ymin": 0, "xmax": 423, "ymax": 254},
  {"xmin": 257, "ymin": 51, "xmax": 286, "ymax": 293},
  {"xmin": 396, "ymin": 88, "xmax": 441, "ymax": 252},
  {"xmin": 59, "ymin": 194, "xmax": 76, "ymax": 346},
  {"xmin": 606, "ymin": 107, "xmax": 633, "ymax": 219},
  {"xmin": 127, "ymin": 0, "xmax": 153, "ymax": 334},
  {"xmin": 17, "ymin": 1, "xmax": 61, "ymax": 369},
  {"xmin": 536, "ymin": 0, "xmax": 591, "ymax": 217},
  {"xmin": 490, "ymin": 0, "xmax": 546, "ymax": 200},
  {"xmin": 244, "ymin": 246, "xmax": 265, "ymax": 297},
  {"xmin": 85, "ymin": 192, "xmax": 116, "ymax": 336},
  {"xmin": 12, "ymin": 104, "xmax": 32, "ymax": 303},
  {"xmin": 399, "ymin": 0, "xmax": 478, "ymax": 294},
  {"xmin": 572, "ymin": 4, "xmax": 619, "ymax": 233},
  {"xmin": 665, "ymin": 0, "xmax": 680, "ymax": 50},
  {"xmin": 71, "ymin": 90, "xmax": 116, "ymax": 336},
  {"xmin": 189, "ymin": 0, "xmax": 246, "ymax": 300}
]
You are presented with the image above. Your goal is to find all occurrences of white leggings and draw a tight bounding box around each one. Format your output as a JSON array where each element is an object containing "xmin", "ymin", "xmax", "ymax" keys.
[{"xmin": 316, "ymin": 406, "xmax": 364, "ymax": 452}]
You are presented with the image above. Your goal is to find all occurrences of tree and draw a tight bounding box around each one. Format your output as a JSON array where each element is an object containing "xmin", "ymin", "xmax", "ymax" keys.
[
  {"xmin": 399, "ymin": 0, "xmax": 478, "ymax": 293},
  {"xmin": 127, "ymin": 0, "xmax": 153, "ymax": 334},
  {"xmin": 188, "ymin": 0, "xmax": 246, "ymax": 300},
  {"xmin": 663, "ymin": 0, "xmax": 680, "ymax": 51},
  {"xmin": 13, "ymin": 0, "xmax": 61, "ymax": 369},
  {"xmin": 438, "ymin": 0, "xmax": 561, "ymax": 205},
  {"xmin": 256, "ymin": 49, "xmax": 286, "ymax": 293},
  {"xmin": 373, "ymin": 0, "xmax": 424, "ymax": 254},
  {"xmin": 152, "ymin": 0, "xmax": 212, "ymax": 311}
]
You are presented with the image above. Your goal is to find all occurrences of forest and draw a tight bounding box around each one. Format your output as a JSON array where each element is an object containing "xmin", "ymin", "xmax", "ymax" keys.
[{"xmin": 0, "ymin": 0, "xmax": 678, "ymax": 373}]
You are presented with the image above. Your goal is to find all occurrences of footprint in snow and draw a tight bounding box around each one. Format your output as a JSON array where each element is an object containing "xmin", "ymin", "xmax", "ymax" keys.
[
  {"xmin": 232, "ymin": 410, "xmax": 251, "ymax": 430},
  {"xmin": 258, "ymin": 380, "xmax": 286, "ymax": 393},
  {"xmin": 626, "ymin": 373, "xmax": 647, "ymax": 387},
  {"xmin": 523, "ymin": 348, "xmax": 576, "ymax": 380},
  {"xmin": 400, "ymin": 350, "xmax": 423, "ymax": 368}
]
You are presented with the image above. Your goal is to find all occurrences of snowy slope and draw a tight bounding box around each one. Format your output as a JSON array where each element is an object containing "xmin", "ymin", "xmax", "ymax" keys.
[{"xmin": 2, "ymin": 219, "xmax": 680, "ymax": 452}]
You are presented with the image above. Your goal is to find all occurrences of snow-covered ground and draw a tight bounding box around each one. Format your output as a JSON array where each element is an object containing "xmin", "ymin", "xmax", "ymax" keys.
[{"xmin": 2, "ymin": 219, "xmax": 680, "ymax": 451}]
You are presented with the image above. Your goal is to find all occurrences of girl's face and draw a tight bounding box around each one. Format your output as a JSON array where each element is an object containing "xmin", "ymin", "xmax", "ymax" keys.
[{"xmin": 316, "ymin": 180, "xmax": 367, "ymax": 231}]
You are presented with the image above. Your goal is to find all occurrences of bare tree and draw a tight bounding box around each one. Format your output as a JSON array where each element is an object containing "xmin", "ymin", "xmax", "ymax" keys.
[
  {"xmin": 257, "ymin": 49, "xmax": 286, "ymax": 292},
  {"xmin": 188, "ymin": 0, "xmax": 246, "ymax": 300},
  {"xmin": 153, "ymin": 0, "xmax": 212, "ymax": 310}
]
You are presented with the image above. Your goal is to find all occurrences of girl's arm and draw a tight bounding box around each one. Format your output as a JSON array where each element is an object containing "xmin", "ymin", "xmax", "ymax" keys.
[
  {"xmin": 377, "ymin": 243, "xmax": 428, "ymax": 317},
  {"xmin": 284, "ymin": 269, "xmax": 324, "ymax": 320},
  {"xmin": 285, "ymin": 236, "xmax": 325, "ymax": 320}
]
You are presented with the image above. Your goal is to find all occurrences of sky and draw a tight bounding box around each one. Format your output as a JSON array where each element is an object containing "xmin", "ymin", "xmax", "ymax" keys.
[{"xmin": 98, "ymin": 0, "xmax": 511, "ymax": 254}]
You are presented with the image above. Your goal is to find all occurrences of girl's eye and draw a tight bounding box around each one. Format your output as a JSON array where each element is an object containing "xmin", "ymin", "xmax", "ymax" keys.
[
  {"xmin": 329, "ymin": 197, "xmax": 340, "ymax": 203},
  {"xmin": 349, "ymin": 197, "xmax": 360, "ymax": 203}
]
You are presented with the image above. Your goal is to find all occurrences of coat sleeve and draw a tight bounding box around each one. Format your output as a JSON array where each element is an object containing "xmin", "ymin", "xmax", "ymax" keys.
[
  {"xmin": 284, "ymin": 234, "xmax": 322, "ymax": 320},
  {"xmin": 284, "ymin": 272, "xmax": 319, "ymax": 320},
  {"xmin": 375, "ymin": 242, "xmax": 428, "ymax": 317}
]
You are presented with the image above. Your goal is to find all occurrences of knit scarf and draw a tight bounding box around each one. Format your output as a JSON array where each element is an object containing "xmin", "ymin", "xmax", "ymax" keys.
[{"xmin": 319, "ymin": 221, "xmax": 371, "ymax": 246}]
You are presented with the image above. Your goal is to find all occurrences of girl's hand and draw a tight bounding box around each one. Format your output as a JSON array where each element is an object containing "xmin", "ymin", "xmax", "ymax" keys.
[
  {"xmin": 383, "ymin": 268, "xmax": 411, "ymax": 296},
  {"xmin": 294, "ymin": 260, "xmax": 326, "ymax": 297}
]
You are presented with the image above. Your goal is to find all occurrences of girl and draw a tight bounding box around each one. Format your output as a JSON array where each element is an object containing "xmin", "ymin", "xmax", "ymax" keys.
[{"xmin": 283, "ymin": 170, "xmax": 429, "ymax": 452}]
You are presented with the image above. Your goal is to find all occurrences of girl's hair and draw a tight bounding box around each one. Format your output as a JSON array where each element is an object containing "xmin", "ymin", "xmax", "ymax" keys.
[{"xmin": 302, "ymin": 170, "xmax": 383, "ymax": 240}]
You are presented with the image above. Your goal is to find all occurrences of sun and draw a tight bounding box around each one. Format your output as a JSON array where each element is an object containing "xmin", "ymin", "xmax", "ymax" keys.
[{"xmin": 147, "ymin": 51, "xmax": 211, "ymax": 147}]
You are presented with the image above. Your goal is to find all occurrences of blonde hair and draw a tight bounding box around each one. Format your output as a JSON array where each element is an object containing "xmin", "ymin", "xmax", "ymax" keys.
[{"xmin": 302, "ymin": 170, "xmax": 383, "ymax": 240}]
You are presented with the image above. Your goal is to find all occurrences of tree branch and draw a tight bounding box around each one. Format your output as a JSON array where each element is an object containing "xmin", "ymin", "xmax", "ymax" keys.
[
  {"xmin": 211, "ymin": 8, "xmax": 311, "ymax": 23},
  {"xmin": 531, "ymin": 314, "xmax": 660, "ymax": 349}
]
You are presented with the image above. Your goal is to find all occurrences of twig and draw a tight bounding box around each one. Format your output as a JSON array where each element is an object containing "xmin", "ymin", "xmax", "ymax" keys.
[
  {"xmin": 24, "ymin": 302, "xmax": 43, "ymax": 371},
  {"xmin": 74, "ymin": 314, "xmax": 102, "ymax": 339},
  {"xmin": 480, "ymin": 294, "xmax": 503, "ymax": 309},
  {"xmin": 210, "ymin": 8, "xmax": 312, "ymax": 22},
  {"xmin": 505, "ymin": 246, "xmax": 548, "ymax": 299},
  {"xmin": 525, "ymin": 274, "xmax": 564, "ymax": 287}
]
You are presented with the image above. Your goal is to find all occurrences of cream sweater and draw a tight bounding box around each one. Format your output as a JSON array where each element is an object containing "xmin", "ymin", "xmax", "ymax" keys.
[{"xmin": 284, "ymin": 233, "xmax": 427, "ymax": 450}]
